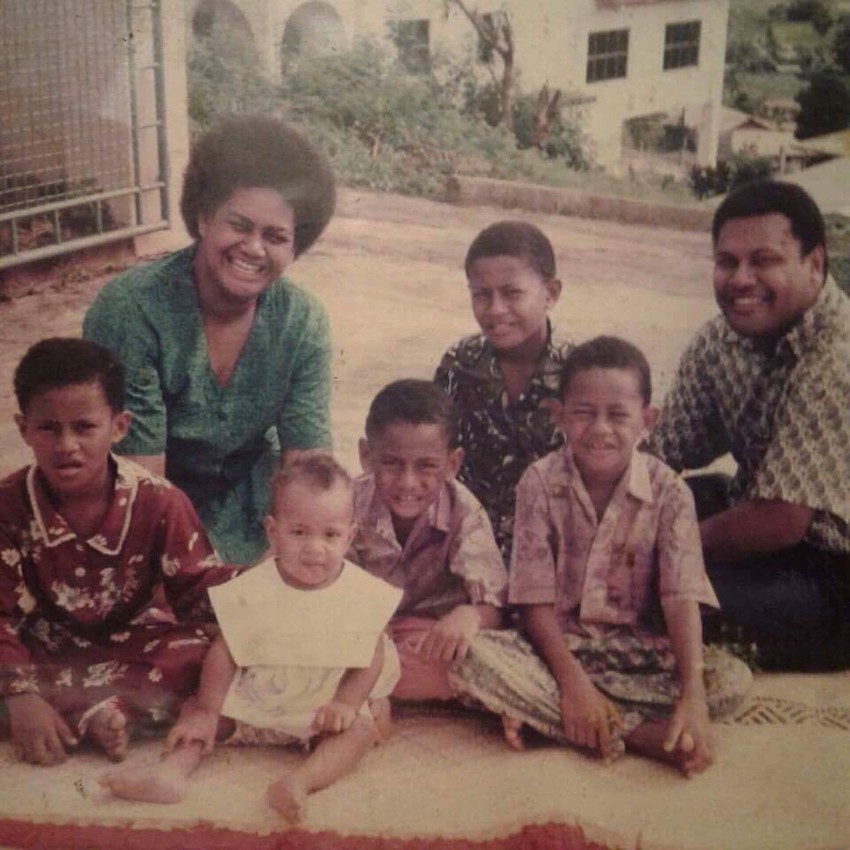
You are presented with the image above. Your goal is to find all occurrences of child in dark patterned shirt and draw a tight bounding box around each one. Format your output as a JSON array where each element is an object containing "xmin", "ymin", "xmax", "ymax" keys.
[{"xmin": 435, "ymin": 221, "xmax": 573, "ymax": 564}]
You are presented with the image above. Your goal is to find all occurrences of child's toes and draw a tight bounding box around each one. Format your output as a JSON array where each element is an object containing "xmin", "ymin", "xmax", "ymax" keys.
[{"xmin": 501, "ymin": 714, "xmax": 525, "ymax": 750}]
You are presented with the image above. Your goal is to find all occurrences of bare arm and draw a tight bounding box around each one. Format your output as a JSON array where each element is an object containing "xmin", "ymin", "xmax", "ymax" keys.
[
  {"xmin": 521, "ymin": 604, "xmax": 619, "ymax": 756},
  {"xmin": 165, "ymin": 635, "xmax": 236, "ymax": 754},
  {"xmin": 700, "ymin": 500, "xmax": 814, "ymax": 562},
  {"xmin": 661, "ymin": 598, "xmax": 713, "ymax": 776},
  {"xmin": 313, "ymin": 635, "xmax": 385, "ymax": 735},
  {"xmin": 123, "ymin": 453, "xmax": 166, "ymax": 478},
  {"xmin": 418, "ymin": 603, "xmax": 503, "ymax": 663}
]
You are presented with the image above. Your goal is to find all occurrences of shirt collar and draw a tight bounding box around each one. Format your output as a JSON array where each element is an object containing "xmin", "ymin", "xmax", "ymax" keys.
[
  {"xmin": 560, "ymin": 445, "xmax": 653, "ymax": 505},
  {"xmin": 27, "ymin": 454, "xmax": 140, "ymax": 554},
  {"xmin": 473, "ymin": 319, "xmax": 564, "ymax": 383}
]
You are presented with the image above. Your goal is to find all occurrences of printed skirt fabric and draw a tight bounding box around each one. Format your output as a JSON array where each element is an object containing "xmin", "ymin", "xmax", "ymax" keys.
[{"xmin": 448, "ymin": 629, "xmax": 753, "ymax": 760}]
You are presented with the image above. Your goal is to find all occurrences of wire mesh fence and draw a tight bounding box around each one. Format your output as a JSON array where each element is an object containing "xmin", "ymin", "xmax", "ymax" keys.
[{"xmin": 0, "ymin": 0, "xmax": 169, "ymax": 269}]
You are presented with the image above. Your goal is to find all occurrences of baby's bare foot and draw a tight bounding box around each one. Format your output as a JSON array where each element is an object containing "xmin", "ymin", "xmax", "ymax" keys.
[
  {"xmin": 501, "ymin": 714, "xmax": 525, "ymax": 751},
  {"xmin": 267, "ymin": 774, "xmax": 308, "ymax": 822},
  {"xmin": 99, "ymin": 765, "xmax": 187, "ymax": 804},
  {"xmin": 88, "ymin": 703, "xmax": 129, "ymax": 762}
]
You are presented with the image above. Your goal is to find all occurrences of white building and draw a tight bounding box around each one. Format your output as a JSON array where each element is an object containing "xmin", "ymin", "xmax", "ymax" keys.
[{"xmin": 193, "ymin": 0, "xmax": 730, "ymax": 170}]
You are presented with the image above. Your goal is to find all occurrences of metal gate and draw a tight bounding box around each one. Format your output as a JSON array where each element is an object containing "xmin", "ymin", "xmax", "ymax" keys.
[{"xmin": 0, "ymin": 0, "xmax": 170, "ymax": 270}]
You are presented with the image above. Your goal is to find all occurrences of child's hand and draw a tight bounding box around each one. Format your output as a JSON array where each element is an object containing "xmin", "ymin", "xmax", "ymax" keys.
[
  {"xmin": 164, "ymin": 697, "xmax": 220, "ymax": 755},
  {"xmin": 6, "ymin": 693, "xmax": 78, "ymax": 765},
  {"xmin": 418, "ymin": 605, "xmax": 480, "ymax": 664},
  {"xmin": 313, "ymin": 701, "xmax": 357, "ymax": 734},
  {"xmin": 559, "ymin": 668, "xmax": 622, "ymax": 759},
  {"xmin": 664, "ymin": 692, "xmax": 714, "ymax": 778}
]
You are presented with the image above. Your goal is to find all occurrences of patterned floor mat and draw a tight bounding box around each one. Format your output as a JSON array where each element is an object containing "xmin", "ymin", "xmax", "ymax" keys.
[{"xmin": 723, "ymin": 695, "xmax": 850, "ymax": 730}]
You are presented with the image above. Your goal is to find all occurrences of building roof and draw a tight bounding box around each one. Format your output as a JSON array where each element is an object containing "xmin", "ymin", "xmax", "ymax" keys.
[{"xmin": 792, "ymin": 129, "xmax": 850, "ymax": 158}]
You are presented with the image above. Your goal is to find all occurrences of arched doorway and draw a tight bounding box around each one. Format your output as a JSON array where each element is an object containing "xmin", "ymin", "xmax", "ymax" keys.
[{"xmin": 280, "ymin": 1, "xmax": 346, "ymax": 71}]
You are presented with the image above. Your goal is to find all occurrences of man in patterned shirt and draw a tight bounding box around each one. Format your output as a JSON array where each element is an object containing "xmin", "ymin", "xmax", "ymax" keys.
[{"xmin": 648, "ymin": 181, "xmax": 850, "ymax": 670}]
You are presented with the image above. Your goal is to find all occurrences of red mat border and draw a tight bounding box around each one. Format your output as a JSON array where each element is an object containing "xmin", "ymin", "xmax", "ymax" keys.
[{"xmin": 0, "ymin": 819, "xmax": 618, "ymax": 850}]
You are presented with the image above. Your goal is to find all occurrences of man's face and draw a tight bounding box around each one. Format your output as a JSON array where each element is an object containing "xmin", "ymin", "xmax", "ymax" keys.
[{"xmin": 713, "ymin": 213, "xmax": 824, "ymax": 342}]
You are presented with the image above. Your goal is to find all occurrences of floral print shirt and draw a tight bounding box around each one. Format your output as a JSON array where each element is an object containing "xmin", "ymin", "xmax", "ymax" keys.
[
  {"xmin": 648, "ymin": 277, "xmax": 850, "ymax": 554},
  {"xmin": 0, "ymin": 456, "xmax": 237, "ymax": 698},
  {"xmin": 434, "ymin": 324, "xmax": 574, "ymax": 562},
  {"xmin": 348, "ymin": 474, "xmax": 508, "ymax": 619},
  {"xmin": 509, "ymin": 446, "xmax": 718, "ymax": 639}
]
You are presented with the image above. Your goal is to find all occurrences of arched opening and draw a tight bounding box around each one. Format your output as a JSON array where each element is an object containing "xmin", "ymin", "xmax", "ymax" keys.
[
  {"xmin": 186, "ymin": 0, "xmax": 272, "ymax": 134},
  {"xmin": 280, "ymin": 1, "xmax": 346, "ymax": 72}
]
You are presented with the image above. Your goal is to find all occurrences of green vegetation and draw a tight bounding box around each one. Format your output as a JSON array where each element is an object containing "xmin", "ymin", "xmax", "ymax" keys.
[
  {"xmin": 186, "ymin": 29, "xmax": 698, "ymax": 204},
  {"xmin": 724, "ymin": 0, "xmax": 850, "ymax": 118}
]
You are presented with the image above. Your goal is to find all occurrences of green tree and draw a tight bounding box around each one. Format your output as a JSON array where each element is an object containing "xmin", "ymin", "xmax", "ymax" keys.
[
  {"xmin": 833, "ymin": 19, "xmax": 850, "ymax": 74},
  {"xmin": 795, "ymin": 71, "xmax": 850, "ymax": 138}
]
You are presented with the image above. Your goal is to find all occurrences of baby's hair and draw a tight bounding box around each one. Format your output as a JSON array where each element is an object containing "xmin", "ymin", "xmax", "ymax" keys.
[
  {"xmin": 270, "ymin": 450, "xmax": 353, "ymax": 514},
  {"xmin": 465, "ymin": 220, "xmax": 557, "ymax": 282},
  {"xmin": 559, "ymin": 336, "xmax": 652, "ymax": 406},
  {"xmin": 180, "ymin": 115, "xmax": 336, "ymax": 258},
  {"xmin": 14, "ymin": 337, "xmax": 125, "ymax": 413},
  {"xmin": 365, "ymin": 379, "xmax": 459, "ymax": 449}
]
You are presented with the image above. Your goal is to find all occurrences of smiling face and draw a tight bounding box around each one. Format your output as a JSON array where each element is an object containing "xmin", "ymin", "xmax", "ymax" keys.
[
  {"xmin": 713, "ymin": 213, "xmax": 824, "ymax": 341},
  {"xmin": 558, "ymin": 367, "xmax": 655, "ymax": 489},
  {"xmin": 193, "ymin": 186, "xmax": 296, "ymax": 310},
  {"xmin": 467, "ymin": 255, "xmax": 561, "ymax": 357},
  {"xmin": 264, "ymin": 479, "xmax": 355, "ymax": 590},
  {"xmin": 16, "ymin": 381, "xmax": 130, "ymax": 505},
  {"xmin": 359, "ymin": 422, "xmax": 462, "ymax": 533}
]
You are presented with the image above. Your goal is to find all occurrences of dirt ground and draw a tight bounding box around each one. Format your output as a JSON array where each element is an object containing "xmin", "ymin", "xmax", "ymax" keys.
[{"xmin": 0, "ymin": 186, "xmax": 718, "ymax": 477}]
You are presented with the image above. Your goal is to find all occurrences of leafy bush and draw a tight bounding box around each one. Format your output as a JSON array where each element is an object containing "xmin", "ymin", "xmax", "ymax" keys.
[
  {"xmin": 187, "ymin": 27, "xmax": 279, "ymax": 135},
  {"xmin": 795, "ymin": 71, "xmax": 850, "ymax": 138},
  {"xmin": 687, "ymin": 150, "xmax": 774, "ymax": 199}
]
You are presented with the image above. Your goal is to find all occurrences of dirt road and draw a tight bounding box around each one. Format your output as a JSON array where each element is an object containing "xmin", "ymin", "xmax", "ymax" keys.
[{"xmin": 0, "ymin": 187, "xmax": 718, "ymax": 476}]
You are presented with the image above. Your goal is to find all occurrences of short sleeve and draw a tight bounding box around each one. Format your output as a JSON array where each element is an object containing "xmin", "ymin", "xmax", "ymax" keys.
[
  {"xmin": 648, "ymin": 327, "xmax": 728, "ymax": 473},
  {"xmin": 748, "ymin": 347, "xmax": 850, "ymax": 531},
  {"xmin": 508, "ymin": 465, "xmax": 558, "ymax": 605},
  {"xmin": 447, "ymin": 498, "xmax": 508, "ymax": 607},
  {"xmin": 83, "ymin": 275, "xmax": 167, "ymax": 456},
  {"xmin": 276, "ymin": 298, "xmax": 332, "ymax": 451},
  {"xmin": 656, "ymin": 476, "xmax": 718, "ymax": 609}
]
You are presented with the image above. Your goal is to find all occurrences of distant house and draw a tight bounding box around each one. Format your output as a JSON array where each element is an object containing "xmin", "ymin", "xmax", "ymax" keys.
[{"xmin": 716, "ymin": 108, "xmax": 805, "ymax": 173}]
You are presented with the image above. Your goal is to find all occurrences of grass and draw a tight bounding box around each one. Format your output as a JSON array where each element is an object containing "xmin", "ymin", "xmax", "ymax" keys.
[{"xmin": 734, "ymin": 71, "xmax": 806, "ymax": 101}]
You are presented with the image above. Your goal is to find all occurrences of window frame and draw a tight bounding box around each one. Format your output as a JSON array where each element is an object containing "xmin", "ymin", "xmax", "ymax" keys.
[
  {"xmin": 663, "ymin": 20, "xmax": 701, "ymax": 71},
  {"xmin": 586, "ymin": 28, "xmax": 630, "ymax": 84}
]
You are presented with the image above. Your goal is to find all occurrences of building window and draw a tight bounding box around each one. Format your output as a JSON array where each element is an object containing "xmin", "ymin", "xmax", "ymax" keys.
[
  {"xmin": 586, "ymin": 29, "xmax": 629, "ymax": 83},
  {"xmin": 395, "ymin": 19, "xmax": 430, "ymax": 73},
  {"xmin": 663, "ymin": 21, "xmax": 701, "ymax": 70}
]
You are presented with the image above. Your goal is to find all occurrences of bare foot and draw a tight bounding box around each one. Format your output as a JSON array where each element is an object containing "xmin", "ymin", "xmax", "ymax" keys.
[
  {"xmin": 625, "ymin": 721, "xmax": 709, "ymax": 778},
  {"xmin": 267, "ymin": 773, "xmax": 308, "ymax": 822},
  {"xmin": 88, "ymin": 703, "xmax": 129, "ymax": 762},
  {"xmin": 99, "ymin": 764, "xmax": 187, "ymax": 804},
  {"xmin": 501, "ymin": 714, "xmax": 525, "ymax": 751},
  {"xmin": 369, "ymin": 697, "xmax": 393, "ymax": 743}
]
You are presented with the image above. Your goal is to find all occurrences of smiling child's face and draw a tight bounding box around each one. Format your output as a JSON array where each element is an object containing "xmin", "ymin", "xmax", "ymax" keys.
[
  {"xmin": 557, "ymin": 367, "xmax": 655, "ymax": 489},
  {"xmin": 264, "ymin": 479, "xmax": 355, "ymax": 590},
  {"xmin": 16, "ymin": 380, "xmax": 130, "ymax": 504},
  {"xmin": 467, "ymin": 255, "xmax": 560, "ymax": 357},
  {"xmin": 359, "ymin": 421, "xmax": 462, "ymax": 531}
]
